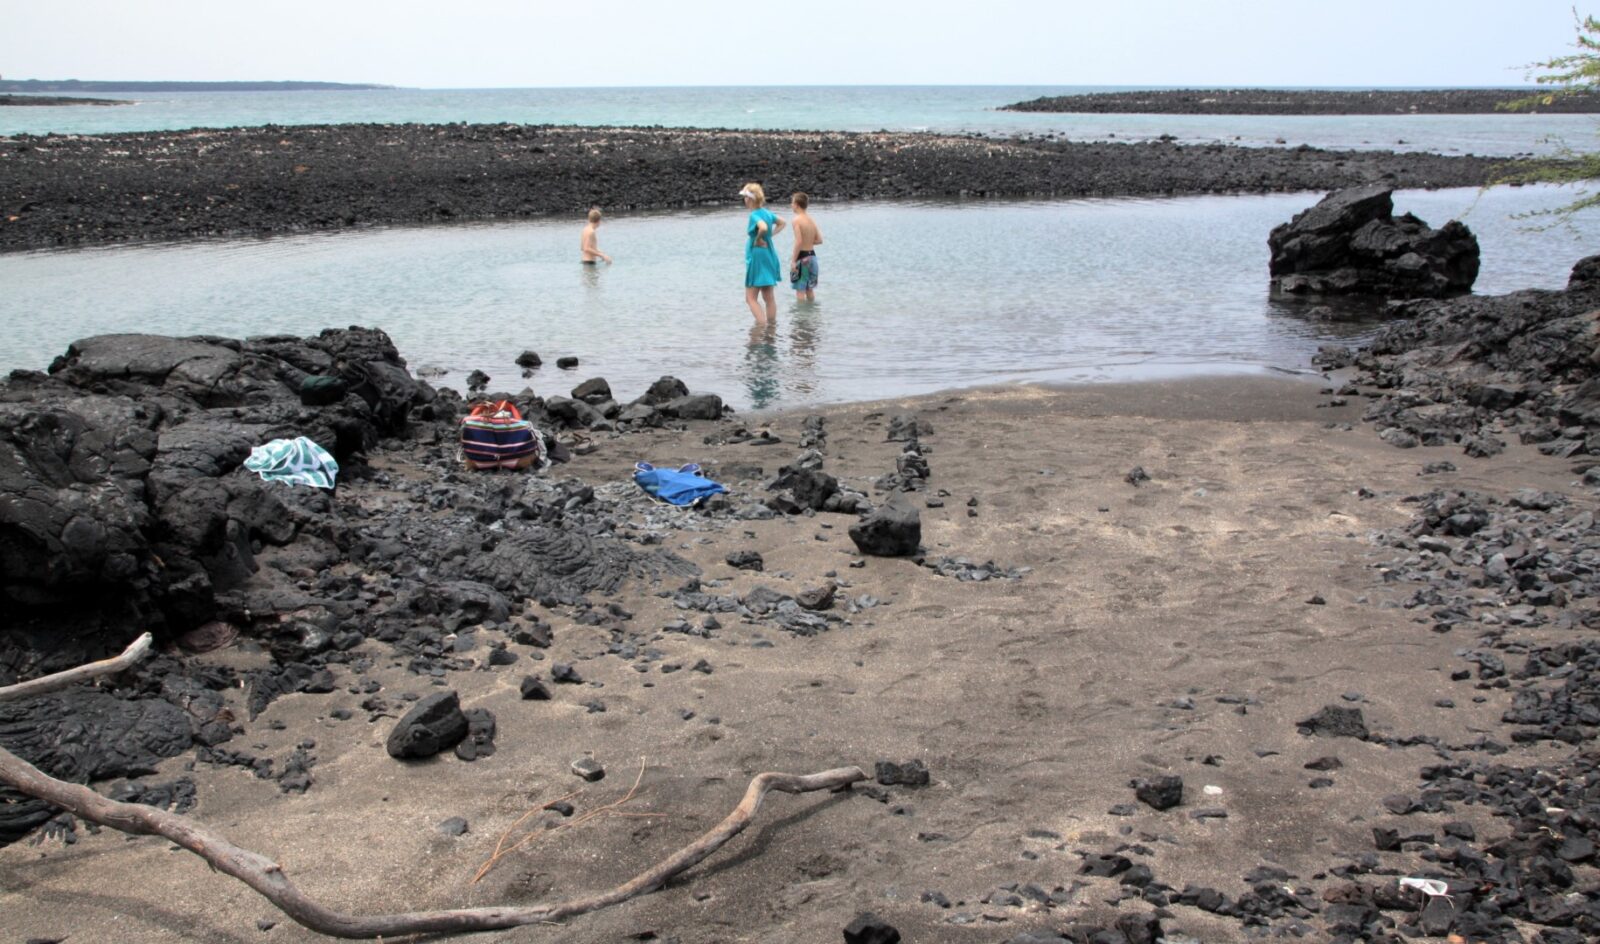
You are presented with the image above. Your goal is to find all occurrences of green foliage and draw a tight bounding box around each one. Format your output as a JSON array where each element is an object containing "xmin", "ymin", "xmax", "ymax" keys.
[
  {"xmin": 1500, "ymin": 12, "xmax": 1600, "ymax": 112},
  {"xmin": 1493, "ymin": 9, "xmax": 1600, "ymax": 224}
]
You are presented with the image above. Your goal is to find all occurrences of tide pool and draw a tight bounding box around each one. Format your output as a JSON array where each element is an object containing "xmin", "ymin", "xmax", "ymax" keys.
[{"xmin": 3, "ymin": 185, "xmax": 1595, "ymax": 410}]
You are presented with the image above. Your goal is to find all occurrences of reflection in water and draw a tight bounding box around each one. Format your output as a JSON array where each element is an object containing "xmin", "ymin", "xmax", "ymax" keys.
[
  {"xmin": 738, "ymin": 308, "xmax": 825, "ymax": 409},
  {"xmin": 787, "ymin": 305, "xmax": 821, "ymax": 398},
  {"xmin": 743, "ymin": 321, "xmax": 780, "ymax": 409},
  {"xmin": 1262, "ymin": 292, "xmax": 1399, "ymax": 350}
]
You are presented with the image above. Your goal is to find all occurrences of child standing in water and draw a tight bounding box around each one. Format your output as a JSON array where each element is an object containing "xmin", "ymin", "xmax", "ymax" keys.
[
  {"xmin": 740, "ymin": 183, "xmax": 784, "ymax": 322},
  {"xmin": 788, "ymin": 191, "xmax": 822, "ymax": 301},
  {"xmin": 580, "ymin": 207, "xmax": 612, "ymax": 264}
]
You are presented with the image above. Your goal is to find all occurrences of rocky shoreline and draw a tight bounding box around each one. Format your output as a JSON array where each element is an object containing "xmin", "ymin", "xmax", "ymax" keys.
[
  {"xmin": 1004, "ymin": 88, "xmax": 1600, "ymax": 115},
  {"xmin": 3, "ymin": 248, "xmax": 1600, "ymax": 940},
  {"xmin": 0, "ymin": 123, "xmax": 1512, "ymax": 252},
  {"xmin": 0, "ymin": 94, "xmax": 128, "ymax": 107}
]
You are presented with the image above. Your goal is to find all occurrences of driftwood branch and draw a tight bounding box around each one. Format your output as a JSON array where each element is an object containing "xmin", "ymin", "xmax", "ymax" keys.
[
  {"xmin": 0, "ymin": 632, "xmax": 153, "ymax": 703},
  {"xmin": 0, "ymin": 743, "xmax": 865, "ymax": 938}
]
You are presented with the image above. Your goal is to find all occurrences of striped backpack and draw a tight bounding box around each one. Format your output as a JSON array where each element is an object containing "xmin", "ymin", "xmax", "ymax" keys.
[{"xmin": 460, "ymin": 400, "xmax": 547, "ymax": 471}]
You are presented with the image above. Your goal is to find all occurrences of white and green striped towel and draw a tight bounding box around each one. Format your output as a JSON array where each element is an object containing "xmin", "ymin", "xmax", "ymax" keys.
[{"xmin": 243, "ymin": 436, "xmax": 340, "ymax": 489}]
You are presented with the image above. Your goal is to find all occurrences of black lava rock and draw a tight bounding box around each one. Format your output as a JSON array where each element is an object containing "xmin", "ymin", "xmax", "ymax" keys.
[
  {"xmin": 1132, "ymin": 774, "xmax": 1184, "ymax": 811},
  {"xmin": 571, "ymin": 757, "xmax": 604, "ymax": 781},
  {"xmin": 1298, "ymin": 705, "xmax": 1369, "ymax": 739},
  {"xmin": 796, "ymin": 584, "xmax": 837, "ymax": 611},
  {"xmin": 571, "ymin": 377, "xmax": 611, "ymax": 404},
  {"xmin": 454, "ymin": 708, "xmax": 497, "ymax": 761},
  {"xmin": 386, "ymin": 691, "xmax": 469, "ymax": 759},
  {"xmin": 1269, "ymin": 181, "xmax": 1480, "ymax": 298},
  {"xmin": 875, "ymin": 759, "xmax": 930, "ymax": 786},
  {"xmin": 659, "ymin": 394, "xmax": 723, "ymax": 421},
  {"xmin": 848, "ymin": 493, "xmax": 921, "ymax": 557},
  {"xmin": 1080, "ymin": 853, "xmax": 1133, "ymax": 876},
  {"xmin": 642, "ymin": 375, "xmax": 691, "ymax": 405},
  {"xmin": 726, "ymin": 550, "xmax": 764, "ymax": 571},
  {"xmin": 843, "ymin": 912, "xmax": 901, "ymax": 944}
]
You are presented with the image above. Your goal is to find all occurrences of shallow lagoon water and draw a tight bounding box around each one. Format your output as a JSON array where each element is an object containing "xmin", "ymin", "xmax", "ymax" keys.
[{"xmin": 3, "ymin": 185, "xmax": 1596, "ymax": 410}]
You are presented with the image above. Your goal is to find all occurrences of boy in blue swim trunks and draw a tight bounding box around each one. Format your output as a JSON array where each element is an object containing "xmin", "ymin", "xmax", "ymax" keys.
[{"xmin": 788, "ymin": 191, "xmax": 822, "ymax": 302}]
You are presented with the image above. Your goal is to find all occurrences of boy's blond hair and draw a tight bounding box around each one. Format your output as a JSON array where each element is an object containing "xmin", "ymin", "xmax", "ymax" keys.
[
  {"xmin": 791, "ymin": 192, "xmax": 809, "ymax": 210},
  {"xmin": 587, "ymin": 207, "xmax": 602, "ymax": 223}
]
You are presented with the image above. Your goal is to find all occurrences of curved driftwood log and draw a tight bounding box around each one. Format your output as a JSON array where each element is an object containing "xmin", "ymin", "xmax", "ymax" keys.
[
  {"xmin": 0, "ymin": 628, "xmax": 867, "ymax": 936},
  {"xmin": 0, "ymin": 632, "xmax": 153, "ymax": 703},
  {"xmin": 0, "ymin": 745, "xmax": 865, "ymax": 938}
]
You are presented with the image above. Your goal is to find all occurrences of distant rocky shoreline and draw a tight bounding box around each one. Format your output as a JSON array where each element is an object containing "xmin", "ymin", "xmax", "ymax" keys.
[
  {"xmin": 0, "ymin": 94, "xmax": 128, "ymax": 108},
  {"xmin": 1004, "ymin": 88, "xmax": 1600, "ymax": 115},
  {"xmin": 0, "ymin": 123, "xmax": 1513, "ymax": 252}
]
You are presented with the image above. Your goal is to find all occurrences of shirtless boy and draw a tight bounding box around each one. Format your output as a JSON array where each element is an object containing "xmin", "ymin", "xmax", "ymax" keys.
[
  {"xmin": 580, "ymin": 208, "xmax": 612, "ymax": 264},
  {"xmin": 788, "ymin": 192, "xmax": 822, "ymax": 301}
]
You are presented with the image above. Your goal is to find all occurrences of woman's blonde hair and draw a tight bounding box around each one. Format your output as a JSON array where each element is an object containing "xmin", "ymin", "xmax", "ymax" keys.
[{"xmin": 741, "ymin": 182, "xmax": 766, "ymax": 206}]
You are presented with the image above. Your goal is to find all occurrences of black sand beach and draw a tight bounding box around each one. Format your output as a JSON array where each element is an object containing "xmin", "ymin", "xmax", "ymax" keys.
[
  {"xmin": 2, "ymin": 115, "xmax": 1599, "ymax": 943},
  {"xmin": 0, "ymin": 123, "xmax": 1512, "ymax": 252},
  {"xmin": 3, "ymin": 269, "xmax": 1600, "ymax": 940}
]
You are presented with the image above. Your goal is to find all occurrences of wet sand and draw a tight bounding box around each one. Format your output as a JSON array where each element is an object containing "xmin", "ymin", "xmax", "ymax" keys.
[{"xmin": 3, "ymin": 372, "xmax": 1585, "ymax": 942}]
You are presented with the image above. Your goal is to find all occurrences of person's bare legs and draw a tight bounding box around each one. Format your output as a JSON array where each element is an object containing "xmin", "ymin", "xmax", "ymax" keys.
[
  {"xmin": 745, "ymin": 286, "xmax": 766, "ymax": 320},
  {"xmin": 760, "ymin": 286, "xmax": 777, "ymax": 321}
]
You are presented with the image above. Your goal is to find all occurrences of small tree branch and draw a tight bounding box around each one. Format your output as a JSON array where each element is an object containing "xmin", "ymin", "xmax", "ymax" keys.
[
  {"xmin": 0, "ymin": 632, "xmax": 153, "ymax": 703},
  {"xmin": 0, "ymin": 744, "xmax": 865, "ymax": 938}
]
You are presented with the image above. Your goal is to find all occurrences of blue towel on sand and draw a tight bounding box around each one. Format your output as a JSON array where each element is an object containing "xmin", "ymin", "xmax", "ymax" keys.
[{"xmin": 634, "ymin": 462, "xmax": 726, "ymax": 506}]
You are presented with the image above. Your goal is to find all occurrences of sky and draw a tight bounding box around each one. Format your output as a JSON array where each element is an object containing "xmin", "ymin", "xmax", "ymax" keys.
[{"xmin": 5, "ymin": 1, "xmax": 1595, "ymax": 89}]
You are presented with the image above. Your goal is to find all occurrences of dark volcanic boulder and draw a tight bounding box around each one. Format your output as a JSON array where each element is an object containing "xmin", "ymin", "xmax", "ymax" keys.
[
  {"xmin": 0, "ymin": 328, "xmax": 425, "ymax": 639},
  {"xmin": 0, "ymin": 397, "xmax": 158, "ymax": 606},
  {"xmin": 848, "ymin": 493, "xmax": 922, "ymax": 556},
  {"xmin": 1353, "ymin": 255, "xmax": 1600, "ymax": 449},
  {"xmin": 1, "ymin": 690, "xmax": 193, "ymax": 843},
  {"xmin": 571, "ymin": 377, "xmax": 611, "ymax": 404},
  {"xmin": 544, "ymin": 395, "xmax": 605, "ymax": 428},
  {"xmin": 659, "ymin": 394, "xmax": 723, "ymax": 421},
  {"xmin": 386, "ymin": 691, "xmax": 469, "ymax": 759},
  {"xmin": 641, "ymin": 375, "xmax": 690, "ymax": 405},
  {"xmin": 1268, "ymin": 182, "xmax": 1479, "ymax": 298},
  {"xmin": 769, "ymin": 460, "xmax": 839, "ymax": 511}
]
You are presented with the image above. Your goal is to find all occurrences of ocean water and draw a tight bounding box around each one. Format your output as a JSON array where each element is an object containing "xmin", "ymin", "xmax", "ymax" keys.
[
  {"xmin": 2, "ymin": 85, "xmax": 1594, "ymax": 157},
  {"xmin": 3, "ymin": 185, "xmax": 1595, "ymax": 411}
]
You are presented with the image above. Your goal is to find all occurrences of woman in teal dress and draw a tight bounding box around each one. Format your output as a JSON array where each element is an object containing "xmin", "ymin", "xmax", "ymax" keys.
[{"xmin": 740, "ymin": 182, "xmax": 785, "ymax": 322}]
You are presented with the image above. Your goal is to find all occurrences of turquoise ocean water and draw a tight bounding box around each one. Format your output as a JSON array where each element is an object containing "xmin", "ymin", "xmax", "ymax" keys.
[
  {"xmin": 4, "ymin": 86, "xmax": 1598, "ymax": 410},
  {"xmin": 3, "ymin": 85, "xmax": 1595, "ymax": 156}
]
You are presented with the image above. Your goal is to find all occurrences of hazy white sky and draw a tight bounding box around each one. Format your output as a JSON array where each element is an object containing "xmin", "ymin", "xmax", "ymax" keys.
[{"xmin": 6, "ymin": 1, "xmax": 1593, "ymax": 88}]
